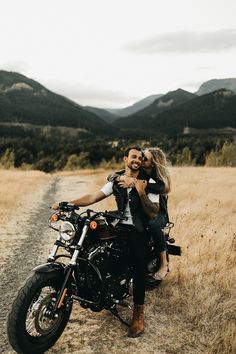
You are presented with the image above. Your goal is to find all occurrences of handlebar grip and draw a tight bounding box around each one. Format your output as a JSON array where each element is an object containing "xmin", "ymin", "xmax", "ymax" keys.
[{"xmin": 58, "ymin": 202, "xmax": 80, "ymax": 211}]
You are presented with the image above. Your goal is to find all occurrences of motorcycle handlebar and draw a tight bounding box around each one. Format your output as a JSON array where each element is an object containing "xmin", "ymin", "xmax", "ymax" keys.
[
  {"xmin": 51, "ymin": 203, "xmax": 127, "ymax": 221},
  {"xmin": 58, "ymin": 202, "xmax": 80, "ymax": 212},
  {"xmin": 86, "ymin": 209, "xmax": 128, "ymax": 221}
]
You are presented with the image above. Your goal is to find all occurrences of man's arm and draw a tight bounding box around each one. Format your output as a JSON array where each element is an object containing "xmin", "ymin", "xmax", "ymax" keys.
[
  {"xmin": 134, "ymin": 180, "xmax": 159, "ymax": 220},
  {"xmin": 51, "ymin": 191, "xmax": 107, "ymax": 210},
  {"xmin": 70, "ymin": 191, "xmax": 107, "ymax": 206}
]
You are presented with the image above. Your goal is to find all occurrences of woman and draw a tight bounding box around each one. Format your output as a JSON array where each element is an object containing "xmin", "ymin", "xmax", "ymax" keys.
[
  {"xmin": 143, "ymin": 147, "xmax": 171, "ymax": 280},
  {"xmin": 117, "ymin": 147, "xmax": 171, "ymax": 280}
]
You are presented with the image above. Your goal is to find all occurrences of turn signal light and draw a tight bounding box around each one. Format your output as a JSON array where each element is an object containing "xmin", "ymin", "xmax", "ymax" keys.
[
  {"xmin": 51, "ymin": 214, "xmax": 59, "ymax": 222},
  {"xmin": 90, "ymin": 221, "xmax": 97, "ymax": 230}
]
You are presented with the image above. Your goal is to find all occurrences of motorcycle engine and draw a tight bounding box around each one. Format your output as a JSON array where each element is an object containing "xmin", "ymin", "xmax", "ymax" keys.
[
  {"xmin": 88, "ymin": 240, "xmax": 132, "ymax": 300},
  {"xmin": 75, "ymin": 240, "xmax": 132, "ymax": 309}
]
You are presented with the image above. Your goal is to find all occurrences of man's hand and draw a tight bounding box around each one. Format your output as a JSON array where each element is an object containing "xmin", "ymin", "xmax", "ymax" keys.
[
  {"xmin": 51, "ymin": 203, "xmax": 59, "ymax": 210},
  {"xmin": 118, "ymin": 176, "xmax": 136, "ymax": 188},
  {"xmin": 134, "ymin": 179, "xmax": 147, "ymax": 195}
]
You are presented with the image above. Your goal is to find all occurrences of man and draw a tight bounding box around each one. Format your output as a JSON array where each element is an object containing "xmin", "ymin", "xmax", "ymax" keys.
[{"xmin": 52, "ymin": 146, "xmax": 159, "ymax": 337}]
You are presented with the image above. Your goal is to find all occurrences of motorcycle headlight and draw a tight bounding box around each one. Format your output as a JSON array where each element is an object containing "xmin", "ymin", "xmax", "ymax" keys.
[{"xmin": 59, "ymin": 221, "xmax": 75, "ymax": 244}]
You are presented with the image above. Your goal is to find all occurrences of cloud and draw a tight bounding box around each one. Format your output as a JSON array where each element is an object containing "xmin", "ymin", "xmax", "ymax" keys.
[
  {"xmin": 125, "ymin": 29, "xmax": 236, "ymax": 54},
  {"xmin": 1, "ymin": 61, "xmax": 31, "ymax": 73},
  {"xmin": 47, "ymin": 81, "xmax": 140, "ymax": 108},
  {"xmin": 180, "ymin": 80, "xmax": 206, "ymax": 93}
]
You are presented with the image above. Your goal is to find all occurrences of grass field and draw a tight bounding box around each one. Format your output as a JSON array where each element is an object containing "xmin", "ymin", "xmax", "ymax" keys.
[
  {"xmin": 166, "ymin": 167, "xmax": 236, "ymax": 353},
  {"xmin": 0, "ymin": 169, "xmax": 50, "ymax": 223},
  {"xmin": 0, "ymin": 167, "xmax": 235, "ymax": 353}
]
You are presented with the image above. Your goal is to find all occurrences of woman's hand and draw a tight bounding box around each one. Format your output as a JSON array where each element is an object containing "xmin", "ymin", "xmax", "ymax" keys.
[{"xmin": 117, "ymin": 175, "xmax": 136, "ymax": 188}]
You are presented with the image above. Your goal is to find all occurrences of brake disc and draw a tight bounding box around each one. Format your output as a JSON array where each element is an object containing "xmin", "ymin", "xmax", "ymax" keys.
[{"xmin": 34, "ymin": 293, "xmax": 61, "ymax": 335}]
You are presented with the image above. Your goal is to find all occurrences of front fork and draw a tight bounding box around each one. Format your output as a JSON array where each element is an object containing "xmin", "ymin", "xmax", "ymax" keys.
[
  {"xmin": 48, "ymin": 223, "xmax": 90, "ymax": 318},
  {"xmin": 50, "ymin": 266, "xmax": 74, "ymax": 318}
]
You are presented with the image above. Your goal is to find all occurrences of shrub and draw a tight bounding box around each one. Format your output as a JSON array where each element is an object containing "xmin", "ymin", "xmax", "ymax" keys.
[
  {"xmin": 64, "ymin": 152, "xmax": 90, "ymax": 170},
  {"xmin": 0, "ymin": 148, "xmax": 15, "ymax": 169},
  {"xmin": 205, "ymin": 141, "xmax": 236, "ymax": 166}
]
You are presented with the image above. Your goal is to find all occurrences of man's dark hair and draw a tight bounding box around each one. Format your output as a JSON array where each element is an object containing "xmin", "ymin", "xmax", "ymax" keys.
[{"xmin": 124, "ymin": 146, "xmax": 142, "ymax": 157}]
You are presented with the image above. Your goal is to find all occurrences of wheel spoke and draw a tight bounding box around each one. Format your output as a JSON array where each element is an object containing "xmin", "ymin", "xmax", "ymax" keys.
[{"xmin": 25, "ymin": 285, "xmax": 61, "ymax": 337}]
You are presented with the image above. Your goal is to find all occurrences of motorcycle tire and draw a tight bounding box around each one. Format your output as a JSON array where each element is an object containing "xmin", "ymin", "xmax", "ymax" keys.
[{"xmin": 7, "ymin": 271, "xmax": 72, "ymax": 354}]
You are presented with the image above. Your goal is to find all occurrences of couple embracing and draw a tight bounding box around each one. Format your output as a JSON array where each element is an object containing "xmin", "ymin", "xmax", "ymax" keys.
[{"xmin": 52, "ymin": 145, "xmax": 171, "ymax": 338}]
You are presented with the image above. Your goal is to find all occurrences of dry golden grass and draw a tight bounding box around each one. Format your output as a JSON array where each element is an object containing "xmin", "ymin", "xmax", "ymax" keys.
[
  {"xmin": 0, "ymin": 169, "xmax": 51, "ymax": 265},
  {"xmin": 166, "ymin": 167, "xmax": 236, "ymax": 353},
  {"xmin": 0, "ymin": 167, "xmax": 235, "ymax": 353},
  {"xmin": 0, "ymin": 169, "xmax": 50, "ymax": 223}
]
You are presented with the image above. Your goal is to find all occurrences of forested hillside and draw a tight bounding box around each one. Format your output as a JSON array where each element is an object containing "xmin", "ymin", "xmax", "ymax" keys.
[
  {"xmin": 114, "ymin": 89, "xmax": 236, "ymax": 135},
  {"xmin": 0, "ymin": 70, "xmax": 116, "ymax": 135},
  {"xmin": 0, "ymin": 71, "xmax": 236, "ymax": 171}
]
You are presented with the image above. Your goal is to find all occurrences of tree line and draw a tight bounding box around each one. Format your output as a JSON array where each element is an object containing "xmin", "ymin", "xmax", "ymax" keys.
[{"xmin": 0, "ymin": 125, "xmax": 235, "ymax": 172}]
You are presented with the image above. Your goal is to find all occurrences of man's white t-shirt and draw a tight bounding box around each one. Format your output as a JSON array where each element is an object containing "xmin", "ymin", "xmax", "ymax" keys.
[{"xmin": 100, "ymin": 178, "xmax": 159, "ymax": 225}]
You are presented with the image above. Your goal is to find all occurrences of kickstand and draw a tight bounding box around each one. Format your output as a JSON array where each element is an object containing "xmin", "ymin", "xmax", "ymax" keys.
[{"xmin": 110, "ymin": 304, "xmax": 131, "ymax": 327}]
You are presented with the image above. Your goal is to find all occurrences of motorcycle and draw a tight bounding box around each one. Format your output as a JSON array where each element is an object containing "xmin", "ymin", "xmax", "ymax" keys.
[{"xmin": 7, "ymin": 202, "xmax": 181, "ymax": 354}]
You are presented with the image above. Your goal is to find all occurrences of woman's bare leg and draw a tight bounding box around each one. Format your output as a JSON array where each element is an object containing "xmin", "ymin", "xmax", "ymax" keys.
[{"xmin": 154, "ymin": 251, "xmax": 169, "ymax": 280}]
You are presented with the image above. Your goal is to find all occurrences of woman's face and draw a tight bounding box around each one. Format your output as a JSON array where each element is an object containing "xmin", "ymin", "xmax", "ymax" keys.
[{"xmin": 142, "ymin": 150, "xmax": 153, "ymax": 170}]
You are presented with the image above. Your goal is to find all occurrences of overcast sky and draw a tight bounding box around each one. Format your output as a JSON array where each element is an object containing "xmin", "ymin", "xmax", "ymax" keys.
[{"xmin": 1, "ymin": 0, "xmax": 236, "ymax": 108}]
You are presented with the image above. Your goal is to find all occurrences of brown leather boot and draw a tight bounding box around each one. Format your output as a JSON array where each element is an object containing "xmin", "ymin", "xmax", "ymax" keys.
[{"xmin": 128, "ymin": 304, "xmax": 144, "ymax": 338}]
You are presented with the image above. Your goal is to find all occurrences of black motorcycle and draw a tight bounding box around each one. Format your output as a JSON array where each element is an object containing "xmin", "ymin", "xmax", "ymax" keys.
[{"xmin": 7, "ymin": 202, "xmax": 180, "ymax": 354}]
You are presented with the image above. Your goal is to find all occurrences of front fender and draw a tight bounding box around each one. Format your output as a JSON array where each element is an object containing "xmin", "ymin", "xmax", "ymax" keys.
[{"xmin": 33, "ymin": 262, "xmax": 65, "ymax": 276}]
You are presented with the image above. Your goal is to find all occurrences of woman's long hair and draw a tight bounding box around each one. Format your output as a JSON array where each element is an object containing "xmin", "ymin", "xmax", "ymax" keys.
[{"xmin": 148, "ymin": 147, "xmax": 171, "ymax": 194}]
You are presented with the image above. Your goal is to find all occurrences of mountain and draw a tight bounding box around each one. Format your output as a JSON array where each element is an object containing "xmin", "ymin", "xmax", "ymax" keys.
[
  {"xmin": 196, "ymin": 78, "xmax": 236, "ymax": 95},
  {"xmin": 0, "ymin": 70, "xmax": 116, "ymax": 135},
  {"xmin": 84, "ymin": 106, "xmax": 118, "ymax": 123},
  {"xmin": 114, "ymin": 89, "xmax": 236, "ymax": 135},
  {"xmin": 106, "ymin": 94, "xmax": 163, "ymax": 117},
  {"xmin": 1, "ymin": 71, "xmax": 236, "ymax": 139},
  {"xmin": 113, "ymin": 88, "xmax": 196, "ymax": 129}
]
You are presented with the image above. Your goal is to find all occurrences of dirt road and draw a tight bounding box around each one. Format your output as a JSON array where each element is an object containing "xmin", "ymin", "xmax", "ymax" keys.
[{"xmin": 0, "ymin": 178, "xmax": 59, "ymax": 353}]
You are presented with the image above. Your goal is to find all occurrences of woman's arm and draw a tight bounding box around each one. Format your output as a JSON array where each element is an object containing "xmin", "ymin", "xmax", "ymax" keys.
[
  {"xmin": 107, "ymin": 170, "xmax": 125, "ymax": 182},
  {"xmin": 107, "ymin": 172, "xmax": 136, "ymax": 188},
  {"xmin": 146, "ymin": 178, "xmax": 165, "ymax": 194}
]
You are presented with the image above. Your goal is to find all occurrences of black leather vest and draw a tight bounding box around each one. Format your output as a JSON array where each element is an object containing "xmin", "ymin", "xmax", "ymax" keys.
[{"xmin": 112, "ymin": 170, "xmax": 149, "ymax": 232}]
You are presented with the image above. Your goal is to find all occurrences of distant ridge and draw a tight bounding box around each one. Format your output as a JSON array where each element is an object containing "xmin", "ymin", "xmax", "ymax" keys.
[
  {"xmin": 106, "ymin": 94, "xmax": 163, "ymax": 117},
  {"xmin": 113, "ymin": 88, "xmax": 196, "ymax": 129},
  {"xmin": 112, "ymin": 88, "xmax": 236, "ymax": 135},
  {"xmin": 84, "ymin": 106, "xmax": 118, "ymax": 123},
  {"xmin": 196, "ymin": 78, "xmax": 236, "ymax": 95}
]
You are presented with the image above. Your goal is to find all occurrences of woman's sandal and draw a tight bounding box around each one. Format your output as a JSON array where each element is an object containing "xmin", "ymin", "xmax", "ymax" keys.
[{"xmin": 153, "ymin": 264, "xmax": 169, "ymax": 281}]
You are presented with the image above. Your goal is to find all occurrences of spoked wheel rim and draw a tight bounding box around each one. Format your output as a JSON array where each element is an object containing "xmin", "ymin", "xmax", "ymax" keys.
[{"xmin": 25, "ymin": 285, "xmax": 63, "ymax": 338}]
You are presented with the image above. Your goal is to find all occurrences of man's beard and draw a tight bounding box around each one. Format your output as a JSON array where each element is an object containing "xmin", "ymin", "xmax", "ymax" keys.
[{"xmin": 127, "ymin": 161, "xmax": 141, "ymax": 171}]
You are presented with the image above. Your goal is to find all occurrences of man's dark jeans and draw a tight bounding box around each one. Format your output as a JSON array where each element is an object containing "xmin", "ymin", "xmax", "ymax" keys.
[{"xmin": 119, "ymin": 225, "xmax": 148, "ymax": 305}]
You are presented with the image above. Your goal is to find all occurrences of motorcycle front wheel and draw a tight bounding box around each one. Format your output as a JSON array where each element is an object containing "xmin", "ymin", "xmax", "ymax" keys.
[{"xmin": 7, "ymin": 271, "xmax": 72, "ymax": 354}]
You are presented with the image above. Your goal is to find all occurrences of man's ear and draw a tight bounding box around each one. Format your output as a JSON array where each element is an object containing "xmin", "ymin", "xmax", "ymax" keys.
[{"xmin": 123, "ymin": 156, "xmax": 127, "ymax": 163}]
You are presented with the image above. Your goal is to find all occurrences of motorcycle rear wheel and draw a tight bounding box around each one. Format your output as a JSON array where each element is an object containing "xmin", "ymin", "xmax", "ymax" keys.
[{"xmin": 7, "ymin": 271, "xmax": 72, "ymax": 354}]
